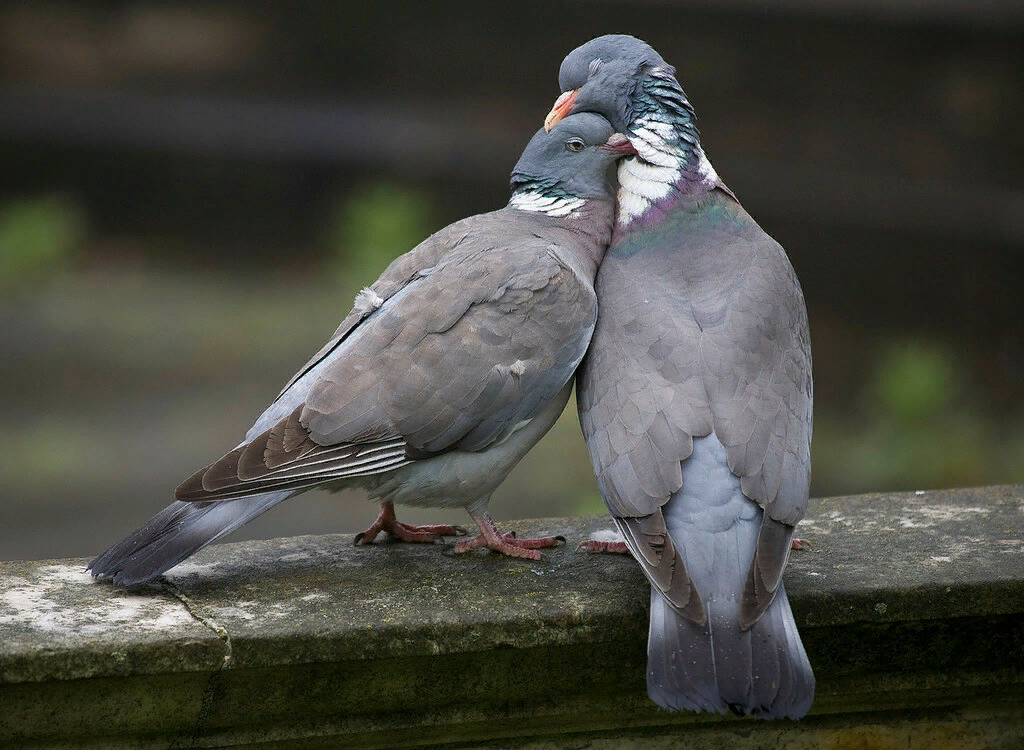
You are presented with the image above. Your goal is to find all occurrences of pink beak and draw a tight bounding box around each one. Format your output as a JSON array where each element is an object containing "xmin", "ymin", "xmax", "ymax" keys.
[{"xmin": 600, "ymin": 133, "xmax": 638, "ymax": 157}]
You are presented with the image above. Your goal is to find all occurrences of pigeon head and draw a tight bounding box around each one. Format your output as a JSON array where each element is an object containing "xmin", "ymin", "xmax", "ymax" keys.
[
  {"xmin": 543, "ymin": 35, "xmax": 700, "ymax": 150},
  {"xmin": 545, "ymin": 35, "xmax": 672, "ymax": 134},
  {"xmin": 543, "ymin": 36, "xmax": 718, "ymax": 221},
  {"xmin": 510, "ymin": 112, "xmax": 636, "ymax": 208}
]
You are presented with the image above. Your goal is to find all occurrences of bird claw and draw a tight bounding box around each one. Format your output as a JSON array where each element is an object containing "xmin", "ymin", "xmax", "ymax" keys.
[
  {"xmin": 354, "ymin": 502, "xmax": 465, "ymax": 545},
  {"xmin": 451, "ymin": 529, "xmax": 564, "ymax": 560}
]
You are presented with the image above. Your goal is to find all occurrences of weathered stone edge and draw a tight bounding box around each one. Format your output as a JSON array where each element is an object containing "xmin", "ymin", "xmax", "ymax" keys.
[{"xmin": 1, "ymin": 485, "xmax": 1022, "ymax": 685}]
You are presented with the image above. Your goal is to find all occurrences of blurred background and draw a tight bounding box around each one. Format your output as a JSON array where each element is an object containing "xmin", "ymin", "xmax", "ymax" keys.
[{"xmin": 1, "ymin": 1, "xmax": 1022, "ymax": 562}]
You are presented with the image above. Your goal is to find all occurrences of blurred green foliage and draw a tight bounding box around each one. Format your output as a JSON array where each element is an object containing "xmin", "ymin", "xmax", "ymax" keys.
[
  {"xmin": 0, "ymin": 195, "xmax": 87, "ymax": 289},
  {"xmin": 874, "ymin": 342, "xmax": 958, "ymax": 423},
  {"xmin": 814, "ymin": 338, "xmax": 1024, "ymax": 494},
  {"xmin": 323, "ymin": 182, "xmax": 434, "ymax": 288}
]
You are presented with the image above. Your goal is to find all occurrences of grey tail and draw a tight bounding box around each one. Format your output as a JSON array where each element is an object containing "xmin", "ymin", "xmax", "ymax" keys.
[
  {"xmin": 646, "ymin": 580, "xmax": 814, "ymax": 719},
  {"xmin": 88, "ymin": 491, "xmax": 292, "ymax": 586},
  {"xmin": 646, "ymin": 433, "xmax": 814, "ymax": 718}
]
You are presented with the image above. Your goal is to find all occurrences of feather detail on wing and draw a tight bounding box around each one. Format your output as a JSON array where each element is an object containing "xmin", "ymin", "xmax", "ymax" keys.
[
  {"xmin": 175, "ymin": 405, "xmax": 410, "ymax": 502},
  {"xmin": 180, "ymin": 209, "xmax": 600, "ymax": 506},
  {"xmin": 274, "ymin": 222, "xmax": 468, "ymax": 399},
  {"xmin": 613, "ymin": 512, "xmax": 705, "ymax": 623}
]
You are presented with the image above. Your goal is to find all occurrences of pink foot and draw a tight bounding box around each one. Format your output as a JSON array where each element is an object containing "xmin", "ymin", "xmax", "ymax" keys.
[
  {"xmin": 452, "ymin": 514, "xmax": 564, "ymax": 560},
  {"xmin": 791, "ymin": 537, "xmax": 812, "ymax": 551},
  {"xmin": 355, "ymin": 501, "xmax": 466, "ymax": 545}
]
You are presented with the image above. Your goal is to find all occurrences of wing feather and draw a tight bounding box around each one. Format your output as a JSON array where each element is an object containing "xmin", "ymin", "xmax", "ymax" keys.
[{"xmin": 179, "ymin": 210, "xmax": 599, "ymax": 504}]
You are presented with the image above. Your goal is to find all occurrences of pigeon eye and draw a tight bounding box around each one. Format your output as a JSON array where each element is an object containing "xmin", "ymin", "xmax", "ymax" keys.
[{"xmin": 565, "ymin": 137, "xmax": 586, "ymax": 152}]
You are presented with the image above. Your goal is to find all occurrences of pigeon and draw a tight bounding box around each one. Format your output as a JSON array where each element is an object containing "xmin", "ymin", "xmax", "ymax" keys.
[
  {"xmin": 88, "ymin": 112, "xmax": 637, "ymax": 586},
  {"xmin": 545, "ymin": 36, "xmax": 815, "ymax": 718}
]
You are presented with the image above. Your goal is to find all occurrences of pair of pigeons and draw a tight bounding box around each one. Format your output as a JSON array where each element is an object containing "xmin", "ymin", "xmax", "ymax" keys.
[{"xmin": 90, "ymin": 35, "xmax": 814, "ymax": 719}]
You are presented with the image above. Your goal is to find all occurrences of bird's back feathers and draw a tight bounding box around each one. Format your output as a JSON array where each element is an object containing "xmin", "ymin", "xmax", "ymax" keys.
[
  {"xmin": 177, "ymin": 207, "xmax": 606, "ymax": 505},
  {"xmin": 579, "ymin": 189, "xmax": 811, "ymax": 627}
]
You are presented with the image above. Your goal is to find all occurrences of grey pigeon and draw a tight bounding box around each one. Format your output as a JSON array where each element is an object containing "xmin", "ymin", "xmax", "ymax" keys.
[
  {"xmin": 89, "ymin": 113, "xmax": 636, "ymax": 586},
  {"xmin": 545, "ymin": 36, "xmax": 814, "ymax": 718}
]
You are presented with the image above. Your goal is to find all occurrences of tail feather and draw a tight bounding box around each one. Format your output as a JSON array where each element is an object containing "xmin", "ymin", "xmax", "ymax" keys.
[
  {"xmin": 646, "ymin": 433, "xmax": 814, "ymax": 718},
  {"xmin": 647, "ymin": 581, "xmax": 813, "ymax": 718},
  {"xmin": 647, "ymin": 588, "xmax": 721, "ymax": 713},
  {"xmin": 88, "ymin": 491, "xmax": 292, "ymax": 586}
]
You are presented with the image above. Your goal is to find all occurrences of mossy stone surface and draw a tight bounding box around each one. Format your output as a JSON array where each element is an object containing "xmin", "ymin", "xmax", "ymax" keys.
[{"xmin": 2, "ymin": 486, "xmax": 1022, "ymax": 747}]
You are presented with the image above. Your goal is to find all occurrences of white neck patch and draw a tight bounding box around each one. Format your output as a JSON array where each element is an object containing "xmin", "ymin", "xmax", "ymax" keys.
[
  {"xmin": 617, "ymin": 115, "xmax": 719, "ymax": 227},
  {"xmin": 509, "ymin": 189, "xmax": 586, "ymax": 218}
]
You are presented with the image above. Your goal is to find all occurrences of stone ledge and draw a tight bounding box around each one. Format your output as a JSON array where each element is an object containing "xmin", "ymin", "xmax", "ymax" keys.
[{"xmin": 2, "ymin": 485, "xmax": 1023, "ymax": 748}]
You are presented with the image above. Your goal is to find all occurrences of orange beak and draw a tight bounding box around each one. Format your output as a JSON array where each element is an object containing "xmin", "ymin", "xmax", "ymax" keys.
[{"xmin": 543, "ymin": 89, "xmax": 579, "ymax": 132}]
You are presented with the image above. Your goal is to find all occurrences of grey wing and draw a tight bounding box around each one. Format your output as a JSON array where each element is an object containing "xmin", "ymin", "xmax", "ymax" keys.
[
  {"xmin": 305, "ymin": 240, "xmax": 597, "ymax": 455},
  {"xmin": 275, "ymin": 220, "xmax": 470, "ymax": 398},
  {"xmin": 698, "ymin": 236, "xmax": 812, "ymax": 627},
  {"xmin": 178, "ymin": 235, "xmax": 596, "ymax": 501},
  {"xmin": 579, "ymin": 254, "xmax": 713, "ymax": 623}
]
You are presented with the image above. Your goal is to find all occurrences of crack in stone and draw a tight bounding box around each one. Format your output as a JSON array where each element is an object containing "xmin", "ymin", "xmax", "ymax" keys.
[
  {"xmin": 162, "ymin": 580, "xmax": 233, "ymax": 750},
  {"xmin": 162, "ymin": 580, "xmax": 235, "ymax": 669}
]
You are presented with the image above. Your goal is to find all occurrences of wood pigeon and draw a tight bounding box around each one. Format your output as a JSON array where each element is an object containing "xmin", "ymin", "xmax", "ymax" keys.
[
  {"xmin": 545, "ymin": 36, "xmax": 815, "ymax": 718},
  {"xmin": 88, "ymin": 113, "xmax": 637, "ymax": 586}
]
